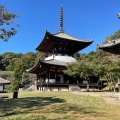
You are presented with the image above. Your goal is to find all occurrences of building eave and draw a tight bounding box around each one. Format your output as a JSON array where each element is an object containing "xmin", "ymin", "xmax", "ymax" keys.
[
  {"xmin": 27, "ymin": 59, "xmax": 67, "ymax": 74},
  {"xmin": 98, "ymin": 39, "xmax": 120, "ymax": 55},
  {"xmin": 0, "ymin": 77, "xmax": 11, "ymax": 84},
  {"xmin": 36, "ymin": 31, "xmax": 93, "ymax": 54}
]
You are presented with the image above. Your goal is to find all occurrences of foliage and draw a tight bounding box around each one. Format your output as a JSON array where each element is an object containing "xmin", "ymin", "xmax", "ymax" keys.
[
  {"xmin": 0, "ymin": 52, "xmax": 43, "ymax": 90},
  {"xmin": 11, "ymin": 79, "xmax": 20, "ymax": 91},
  {"xmin": 13, "ymin": 52, "xmax": 37, "ymax": 80},
  {"xmin": 0, "ymin": 54, "xmax": 4, "ymax": 70},
  {"xmin": 0, "ymin": 4, "xmax": 18, "ymax": 41},
  {"xmin": 64, "ymin": 50, "xmax": 120, "ymax": 91},
  {"xmin": 104, "ymin": 29, "xmax": 120, "ymax": 43},
  {"xmin": 36, "ymin": 51, "xmax": 46, "ymax": 60},
  {"xmin": 1, "ymin": 52, "xmax": 20, "ymax": 70},
  {"xmin": 73, "ymin": 52, "xmax": 80, "ymax": 60}
]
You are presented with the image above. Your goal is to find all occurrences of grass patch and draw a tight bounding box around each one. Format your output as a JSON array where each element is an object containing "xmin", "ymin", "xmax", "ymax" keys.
[{"xmin": 0, "ymin": 91, "xmax": 120, "ymax": 120}]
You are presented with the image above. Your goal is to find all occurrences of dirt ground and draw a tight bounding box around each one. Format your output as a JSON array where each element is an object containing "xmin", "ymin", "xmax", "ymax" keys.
[
  {"xmin": 72, "ymin": 91, "xmax": 120, "ymax": 105},
  {"xmin": 103, "ymin": 97, "xmax": 120, "ymax": 105}
]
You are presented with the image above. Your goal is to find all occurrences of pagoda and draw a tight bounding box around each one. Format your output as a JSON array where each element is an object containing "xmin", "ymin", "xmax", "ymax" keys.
[{"xmin": 28, "ymin": 6, "xmax": 99, "ymax": 91}]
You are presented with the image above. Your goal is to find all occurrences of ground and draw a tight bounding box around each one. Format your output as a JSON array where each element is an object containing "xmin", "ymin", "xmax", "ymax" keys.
[
  {"xmin": 1, "ymin": 91, "xmax": 120, "ymax": 120},
  {"xmin": 71, "ymin": 91, "xmax": 120, "ymax": 105}
]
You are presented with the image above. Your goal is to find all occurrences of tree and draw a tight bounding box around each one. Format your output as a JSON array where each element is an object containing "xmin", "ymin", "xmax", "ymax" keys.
[
  {"xmin": 73, "ymin": 52, "xmax": 80, "ymax": 61},
  {"xmin": 1, "ymin": 52, "xmax": 19, "ymax": 70},
  {"xmin": 64, "ymin": 61, "xmax": 86, "ymax": 78},
  {"xmin": 0, "ymin": 54, "xmax": 4, "ymax": 70},
  {"xmin": 36, "ymin": 51, "xmax": 46, "ymax": 61},
  {"xmin": 104, "ymin": 29, "xmax": 120, "ymax": 43},
  {"xmin": 12, "ymin": 52, "xmax": 37, "ymax": 88},
  {"xmin": 13, "ymin": 52, "xmax": 36, "ymax": 79},
  {"xmin": 11, "ymin": 79, "xmax": 20, "ymax": 92},
  {"xmin": 64, "ymin": 51, "xmax": 119, "ymax": 91},
  {"xmin": 0, "ymin": 4, "xmax": 18, "ymax": 41}
]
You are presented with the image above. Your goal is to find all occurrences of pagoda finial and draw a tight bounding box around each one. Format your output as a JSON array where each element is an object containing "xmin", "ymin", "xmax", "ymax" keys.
[{"xmin": 59, "ymin": 5, "xmax": 64, "ymax": 32}]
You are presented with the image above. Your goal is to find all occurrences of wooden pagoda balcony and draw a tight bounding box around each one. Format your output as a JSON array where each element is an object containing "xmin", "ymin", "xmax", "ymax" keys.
[
  {"xmin": 36, "ymin": 81, "xmax": 99, "ymax": 87},
  {"xmin": 77, "ymin": 82, "xmax": 99, "ymax": 87},
  {"xmin": 36, "ymin": 81, "xmax": 99, "ymax": 91},
  {"xmin": 37, "ymin": 81, "xmax": 69, "ymax": 86}
]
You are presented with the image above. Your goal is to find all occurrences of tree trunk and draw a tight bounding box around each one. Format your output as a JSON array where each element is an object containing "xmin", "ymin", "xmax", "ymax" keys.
[
  {"xmin": 113, "ymin": 84, "xmax": 116, "ymax": 92},
  {"xmin": 87, "ymin": 84, "xmax": 89, "ymax": 92}
]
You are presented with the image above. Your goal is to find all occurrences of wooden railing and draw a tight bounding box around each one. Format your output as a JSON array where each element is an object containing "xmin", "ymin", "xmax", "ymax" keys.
[{"xmin": 37, "ymin": 81, "xmax": 99, "ymax": 86}]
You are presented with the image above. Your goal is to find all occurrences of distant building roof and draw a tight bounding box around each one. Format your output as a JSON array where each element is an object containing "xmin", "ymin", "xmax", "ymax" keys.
[
  {"xmin": 0, "ymin": 77, "xmax": 11, "ymax": 84},
  {"xmin": 97, "ymin": 39, "xmax": 120, "ymax": 55}
]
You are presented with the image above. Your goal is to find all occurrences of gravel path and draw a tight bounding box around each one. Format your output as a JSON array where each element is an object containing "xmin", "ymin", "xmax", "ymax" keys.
[{"xmin": 71, "ymin": 91, "xmax": 120, "ymax": 104}]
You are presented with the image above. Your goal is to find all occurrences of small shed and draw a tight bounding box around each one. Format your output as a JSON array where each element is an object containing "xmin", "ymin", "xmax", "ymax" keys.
[{"xmin": 0, "ymin": 77, "xmax": 11, "ymax": 92}]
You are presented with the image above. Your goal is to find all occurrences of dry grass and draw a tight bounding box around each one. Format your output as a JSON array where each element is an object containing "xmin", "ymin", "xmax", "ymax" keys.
[{"xmin": 0, "ymin": 91, "xmax": 120, "ymax": 120}]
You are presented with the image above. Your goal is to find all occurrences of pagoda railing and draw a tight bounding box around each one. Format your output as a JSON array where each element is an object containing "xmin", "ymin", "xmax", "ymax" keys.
[
  {"xmin": 36, "ymin": 81, "xmax": 99, "ymax": 86},
  {"xmin": 37, "ymin": 81, "xmax": 69, "ymax": 85}
]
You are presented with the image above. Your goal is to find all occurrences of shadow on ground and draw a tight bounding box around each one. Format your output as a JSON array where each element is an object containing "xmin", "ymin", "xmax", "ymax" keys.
[
  {"xmin": 0, "ymin": 96, "xmax": 66, "ymax": 117},
  {"xmin": 0, "ymin": 95, "xmax": 110, "ymax": 120}
]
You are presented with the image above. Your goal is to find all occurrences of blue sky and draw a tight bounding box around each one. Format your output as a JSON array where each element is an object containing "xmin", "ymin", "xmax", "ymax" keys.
[{"xmin": 0, "ymin": 0, "xmax": 120, "ymax": 54}]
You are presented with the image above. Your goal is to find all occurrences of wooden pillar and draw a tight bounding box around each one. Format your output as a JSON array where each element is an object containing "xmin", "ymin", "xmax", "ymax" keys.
[
  {"xmin": 77, "ymin": 81, "xmax": 78, "ymax": 86},
  {"xmin": 43, "ymin": 71, "xmax": 45, "ymax": 82},
  {"xmin": 55, "ymin": 73, "xmax": 56, "ymax": 81},
  {"xmin": 55, "ymin": 68, "xmax": 57, "ymax": 83},
  {"xmin": 87, "ymin": 83, "xmax": 89, "ymax": 92},
  {"xmin": 3, "ymin": 84, "xmax": 5, "ymax": 92},
  {"xmin": 48, "ymin": 69, "xmax": 50, "ymax": 85},
  {"xmin": 47, "ymin": 68, "xmax": 50, "ymax": 91},
  {"xmin": 34, "ymin": 80, "xmax": 37, "ymax": 91},
  {"xmin": 118, "ymin": 84, "xmax": 120, "ymax": 92}
]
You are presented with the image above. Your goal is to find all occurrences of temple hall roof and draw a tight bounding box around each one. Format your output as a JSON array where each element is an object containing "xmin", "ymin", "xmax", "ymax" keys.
[
  {"xmin": 36, "ymin": 31, "xmax": 93, "ymax": 55},
  {"xmin": 98, "ymin": 39, "xmax": 120, "ymax": 55},
  {"xmin": 45, "ymin": 54, "xmax": 77, "ymax": 62},
  {"xmin": 27, "ymin": 59, "xmax": 67, "ymax": 74},
  {"xmin": 41, "ymin": 59, "xmax": 67, "ymax": 66}
]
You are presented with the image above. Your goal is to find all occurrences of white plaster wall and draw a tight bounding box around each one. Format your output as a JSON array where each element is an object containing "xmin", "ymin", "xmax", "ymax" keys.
[
  {"xmin": 0, "ymin": 86, "xmax": 3, "ymax": 91},
  {"xmin": 45, "ymin": 79, "xmax": 56, "ymax": 83},
  {"xmin": 44, "ymin": 54, "xmax": 77, "ymax": 63}
]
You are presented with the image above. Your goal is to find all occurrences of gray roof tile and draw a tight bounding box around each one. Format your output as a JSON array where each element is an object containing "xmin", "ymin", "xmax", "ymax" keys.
[{"xmin": 0, "ymin": 77, "xmax": 11, "ymax": 84}]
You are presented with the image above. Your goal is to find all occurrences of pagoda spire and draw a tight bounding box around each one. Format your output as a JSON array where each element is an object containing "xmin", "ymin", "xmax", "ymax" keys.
[{"xmin": 59, "ymin": 5, "xmax": 64, "ymax": 32}]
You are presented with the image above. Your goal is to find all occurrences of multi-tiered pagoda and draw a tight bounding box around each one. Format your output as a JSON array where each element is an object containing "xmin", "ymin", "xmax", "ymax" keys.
[{"xmin": 28, "ymin": 6, "xmax": 99, "ymax": 91}]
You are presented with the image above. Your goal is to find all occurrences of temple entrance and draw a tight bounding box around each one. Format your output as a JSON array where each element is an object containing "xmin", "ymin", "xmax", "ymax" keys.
[{"xmin": 57, "ymin": 75, "xmax": 64, "ymax": 83}]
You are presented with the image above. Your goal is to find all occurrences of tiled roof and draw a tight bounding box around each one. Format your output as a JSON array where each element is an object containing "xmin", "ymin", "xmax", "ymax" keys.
[
  {"xmin": 54, "ymin": 32, "xmax": 92, "ymax": 42},
  {"xmin": 0, "ymin": 77, "xmax": 11, "ymax": 84},
  {"xmin": 41, "ymin": 59, "xmax": 67, "ymax": 66},
  {"xmin": 36, "ymin": 31, "xmax": 93, "ymax": 54},
  {"xmin": 98, "ymin": 39, "xmax": 120, "ymax": 48},
  {"xmin": 98, "ymin": 39, "xmax": 120, "ymax": 55}
]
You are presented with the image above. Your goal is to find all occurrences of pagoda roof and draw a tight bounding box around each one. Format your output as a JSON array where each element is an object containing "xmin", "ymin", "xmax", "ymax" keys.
[
  {"xmin": 36, "ymin": 31, "xmax": 93, "ymax": 54},
  {"xmin": 27, "ymin": 59, "xmax": 66, "ymax": 74},
  {"xmin": 0, "ymin": 77, "xmax": 11, "ymax": 84},
  {"xmin": 98, "ymin": 39, "xmax": 120, "ymax": 54},
  {"xmin": 41, "ymin": 59, "xmax": 67, "ymax": 66}
]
